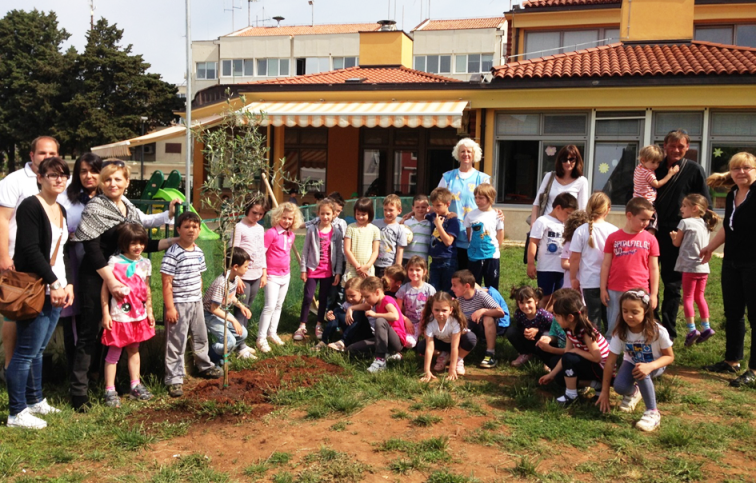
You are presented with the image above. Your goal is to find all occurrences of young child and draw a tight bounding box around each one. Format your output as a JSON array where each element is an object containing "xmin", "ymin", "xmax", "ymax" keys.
[
  {"xmin": 343, "ymin": 198, "xmax": 381, "ymax": 282},
  {"xmin": 396, "ymin": 256, "xmax": 436, "ymax": 348},
  {"xmin": 600, "ymin": 197, "xmax": 660, "ymax": 340},
  {"xmin": 539, "ymin": 288, "xmax": 610, "ymax": 407},
  {"xmin": 535, "ymin": 316, "xmax": 567, "ymax": 371},
  {"xmin": 318, "ymin": 277, "xmax": 363, "ymax": 350},
  {"xmin": 101, "ymin": 224, "xmax": 156, "ymax": 408},
  {"xmin": 506, "ymin": 286, "xmax": 554, "ymax": 368},
  {"xmin": 161, "ymin": 212, "xmax": 223, "ymax": 398},
  {"xmin": 258, "ymin": 202, "xmax": 303, "ymax": 351},
  {"xmin": 233, "ymin": 199, "xmax": 268, "ymax": 328},
  {"xmin": 633, "ymin": 145, "xmax": 679, "ymax": 234},
  {"xmin": 306, "ymin": 192, "xmax": 347, "ymax": 309},
  {"xmin": 298, "ymin": 199, "xmax": 344, "ymax": 341},
  {"xmin": 372, "ymin": 194, "xmax": 407, "ymax": 278},
  {"xmin": 670, "ymin": 194, "xmax": 719, "ymax": 346},
  {"xmin": 381, "ymin": 264, "xmax": 406, "ymax": 297},
  {"xmin": 402, "ymin": 194, "xmax": 432, "ymax": 265},
  {"xmin": 346, "ymin": 276, "xmax": 407, "ymax": 373},
  {"xmin": 527, "ymin": 193, "xmax": 578, "ymax": 308},
  {"xmin": 203, "ymin": 247, "xmax": 256, "ymax": 361},
  {"xmin": 450, "ymin": 270, "xmax": 506, "ymax": 369},
  {"xmin": 417, "ymin": 292, "xmax": 478, "ymax": 380},
  {"xmin": 597, "ymin": 289, "xmax": 674, "ymax": 432},
  {"xmin": 464, "ymin": 184, "xmax": 505, "ymax": 290},
  {"xmin": 561, "ymin": 210, "xmax": 589, "ymax": 291},
  {"xmin": 569, "ymin": 192, "xmax": 618, "ymax": 333},
  {"xmin": 428, "ymin": 187, "xmax": 461, "ymax": 294}
]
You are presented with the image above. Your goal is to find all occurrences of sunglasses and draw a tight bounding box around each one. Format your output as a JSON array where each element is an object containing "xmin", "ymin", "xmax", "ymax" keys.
[
  {"xmin": 562, "ymin": 157, "xmax": 577, "ymax": 164},
  {"xmin": 102, "ymin": 160, "xmax": 126, "ymax": 169}
]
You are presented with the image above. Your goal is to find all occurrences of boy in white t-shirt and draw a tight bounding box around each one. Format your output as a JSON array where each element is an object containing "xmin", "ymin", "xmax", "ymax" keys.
[
  {"xmin": 527, "ymin": 193, "xmax": 577, "ymax": 308},
  {"xmin": 464, "ymin": 184, "xmax": 504, "ymax": 290}
]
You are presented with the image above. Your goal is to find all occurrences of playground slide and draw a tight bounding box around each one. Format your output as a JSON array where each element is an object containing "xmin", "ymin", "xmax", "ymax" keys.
[{"xmin": 152, "ymin": 188, "xmax": 220, "ymax": 241}]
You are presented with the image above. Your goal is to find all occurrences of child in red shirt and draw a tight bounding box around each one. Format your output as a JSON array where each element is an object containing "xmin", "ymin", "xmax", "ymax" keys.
[{"xmin": 600, "ymin": 197, "xmax": 660, "ymax": 340}]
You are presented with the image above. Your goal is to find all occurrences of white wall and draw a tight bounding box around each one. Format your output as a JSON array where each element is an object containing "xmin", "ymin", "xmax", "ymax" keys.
[
  {"xmin": 412, "ymin": 28, "xmax": 504, "ymax": 80},
  {"xmin": 192, "ymin": 40, "xmax": 220, "ymax": 92}
]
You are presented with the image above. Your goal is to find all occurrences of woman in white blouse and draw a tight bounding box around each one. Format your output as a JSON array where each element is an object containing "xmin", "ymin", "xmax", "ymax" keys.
[{"xmin": 530, "ymin": 145, "xmax": 590, "ymax": 223}]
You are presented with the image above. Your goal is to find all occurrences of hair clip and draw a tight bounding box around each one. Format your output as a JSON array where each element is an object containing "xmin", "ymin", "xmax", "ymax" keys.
[{"xmin": 626, "ymin": 290, "xmax": 650, "ymax": 305}]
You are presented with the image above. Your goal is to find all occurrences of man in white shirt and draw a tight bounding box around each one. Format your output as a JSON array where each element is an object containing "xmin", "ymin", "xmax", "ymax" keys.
[{"xmin": 0, "ymin": 136, "xmax": 60, "ymax": 368}]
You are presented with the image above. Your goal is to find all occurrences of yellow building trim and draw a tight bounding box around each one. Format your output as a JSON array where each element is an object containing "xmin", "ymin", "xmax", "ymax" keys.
[
  {"xmin": 358, "ymin": 31, "xmax": 413, "ymax": 68},
  {"xmin": 695, "ymin": 3, "xmax": 756, "ymax": 23},
  {"xmin": 507, "ymin": 8, "xmax": 621, "ymax": 30}
]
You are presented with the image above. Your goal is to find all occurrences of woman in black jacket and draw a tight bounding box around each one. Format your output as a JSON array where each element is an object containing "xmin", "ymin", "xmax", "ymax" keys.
[
  {"xmin": 6, "ymin": 157, "xmax": 73, "ymax": 429},
  {"xmin": 701, "ymin": 152, "xmax": 756, "ymax": 387}
]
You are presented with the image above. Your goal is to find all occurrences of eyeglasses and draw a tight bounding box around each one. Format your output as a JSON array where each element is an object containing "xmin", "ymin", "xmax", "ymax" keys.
[
  {"xmin": 730, "ymin": 166, "xmax": 755, "ymax": 173},
  {"xmin": 44, "ymin": 173, "xmax": 69, "ymax": 181},
  {"xmin": 102, "ymin": 160, "xmax": 126, "ymax": 169}
]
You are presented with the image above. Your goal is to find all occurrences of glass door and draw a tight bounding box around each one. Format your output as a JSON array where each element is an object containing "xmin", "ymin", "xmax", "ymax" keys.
[
  {"xmin": 362, "ymin": 149, "xmax": 384, "ymax": 196},
  {"xmin": 593, "ymin": 142, "xmax": 639, "ymax": 205}
]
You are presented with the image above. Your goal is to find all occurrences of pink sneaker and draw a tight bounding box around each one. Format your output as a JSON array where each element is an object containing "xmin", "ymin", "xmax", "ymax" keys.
[
  {"xmin": 511, "ymin": 353, "xmax": 533, "ymax": 368},
  {"xmin": 434, "ymin": 352, "xmax": 449, "ymax": 372}
]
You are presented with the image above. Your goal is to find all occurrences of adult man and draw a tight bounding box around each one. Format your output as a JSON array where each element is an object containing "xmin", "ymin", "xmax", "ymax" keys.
[
  {"xmin": 0, "ymin": 136, "xmax": 60, "ymax": 367},
  {"xmin": 654, "ymin": 129, "xmax": 711, "ymax": 340}
]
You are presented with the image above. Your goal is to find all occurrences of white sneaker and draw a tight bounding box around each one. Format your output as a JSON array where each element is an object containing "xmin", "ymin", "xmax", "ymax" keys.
[
  {"xmin": 7, "ymin": 408, "xmax": 47, "ymax": 429},
  {"xmin": 268, "ymin": 333, "xmax": 285, "ymax": 346},
  {"xmin": 636, "ymin": 410, "xmax": 661, "ymax": 432},
  {"xmin": 434, "ymin": 352, "xmax": 450, "ymax": 372},
  {"xmin": 367, "ymin": 358, "xmax": 387, "ymax": 373},
  {"xmin": 387, "ymin": 353, "xmax": 403, "ymax": 362},
  {"xmin": 327, "ymin": 340, "xmax": 346, "ymax": 352},
  {"xmin": 237, "ymin": 347, "xmax": 257, "ymax": 360},
  {"xmin": 456, "ymin": 357, "xmax": 466, "ymax": 375},
  {"xmin": 28, "ymin": 398, "xmax": 61, "ymax": 416},
  {"xmin": 619, "ymin": 387, "xmax": 643, "ymax": 413},
  {"xmin": 256, "ymin": 338, "xmax": 271, "ymax": 353}
]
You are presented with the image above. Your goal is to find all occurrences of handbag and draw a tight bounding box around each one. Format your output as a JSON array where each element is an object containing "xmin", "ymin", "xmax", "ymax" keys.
[
  {"xmin": 0, "ymin": 205, "xmax": 63, "ymax": 320},
  {"xmin": 524, "ymin": 172, "xmax": 556, "ymax": 263}
]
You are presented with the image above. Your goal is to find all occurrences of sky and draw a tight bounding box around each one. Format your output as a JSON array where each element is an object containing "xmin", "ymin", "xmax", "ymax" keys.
[{"xmin": 4, "ymin": 0, "xmax": 516, "ymax": 85}]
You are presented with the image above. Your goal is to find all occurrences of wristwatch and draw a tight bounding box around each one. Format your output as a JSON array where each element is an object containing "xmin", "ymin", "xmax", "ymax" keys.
[{"xmin": 50, "ymin": 281, "xmax": 63, "ymax": 291}]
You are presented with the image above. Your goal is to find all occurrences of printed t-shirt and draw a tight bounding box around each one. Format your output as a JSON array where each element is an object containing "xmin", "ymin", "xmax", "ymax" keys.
[
  {"xmin": 403, "ymin": 217, "xmax": 432, "ymax": 260},
  {"xmin": 309, "ymin": 229, "xmax": 333, "ymax": 278},
  {"xmin": 108, "ymin": 255, "xmax": 151, "ymax": 322},
  {"xmin": 463, "ymin": 208, "xmax": 504, "ymax": 260},
  {"xmin": 569, "ymin": 221, "xmax": 619, "ymax": 289},
  {"xmin": 548, "ymin": 320, "xmax": 567, "ymax": 349},
  {"xmin": 426, "ymin": 212, "xmax": 460, "ymax": 259},
  {"xmin": 674, "ymin": 218, "xmax": 710, "ymax": 274},
  {"xmin": 0, "ymin": 163, "xmax": 40, "ymax": 258},
  {"xmin": 439, "ymin": 168, "xmax": 491, "ymax": 250},
  {"xmin": 425, "ymin": 316, "xmax": 462, "ymax": 344},
  {"xmin": 603, "ymin": 229, "xmax": 660, "ymax": 292},
  {"xmin": 395, "ymin": 282, "xmax": 436, "ymax": 323},
  {"xmin": 608, "ymin": 323, "xmax": 673, "ymax": 364},
  {"xmin": 561, "ymin": 241, "xmax": 573, "ymax": 287},
  {"xmin": 160, "ymin": 243, "xmax": 207, "ymax": 302},
  {"xmin": 203, "ymin": 272, "xmax": 239, "ymax": 313},
  {"xmin": 530, "ymin": 214, "xmax": 565, "ymax": 273},
  {"xmin": 372, "ymin": 219, "xmax": 407, "ymax": 268},
  {"xmin": 514, "ymin": 308, "xmax": 553, "ymax": 333}
]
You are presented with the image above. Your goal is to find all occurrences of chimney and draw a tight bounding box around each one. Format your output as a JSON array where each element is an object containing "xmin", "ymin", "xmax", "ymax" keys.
[
  {"xmin": 358, "ymin": 21, "xmax": 413, "ymax": 68},
  {"xmin": 620, "ymin": 0, "xmax": 694, "ymax": 43},
  {"xmin": 377, "ymin": 19, "xmax": 397, "ymax": 31},
  {"xmin": 273, "ymin": 16, "xmax": 284, "ymax": 28}
]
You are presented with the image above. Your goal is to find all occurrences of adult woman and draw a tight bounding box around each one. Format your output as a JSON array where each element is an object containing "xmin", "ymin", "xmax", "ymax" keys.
[
  {"xmin": 529, "ymin": 145, "xmax": 590, "ymax": 224},
  {"xmin": 700, "ymin": 152, "xmax": 756, "ymax": 388},
  {"xmin": 7, "ymin": 157, "xmax": 74, "ymax": 429},
  {"xmin": 70, "ymin": 161, "xmax": 176, "ymax": 410},
  {"xmin": 438, "ymin": 138, "xmax": 491, "ymax": 270}
]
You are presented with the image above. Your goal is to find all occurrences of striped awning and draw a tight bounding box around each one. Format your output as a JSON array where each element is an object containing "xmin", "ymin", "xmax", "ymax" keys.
[{"xmin": 241, "ymin": 100, "xmax": 468, "ymax": 128}]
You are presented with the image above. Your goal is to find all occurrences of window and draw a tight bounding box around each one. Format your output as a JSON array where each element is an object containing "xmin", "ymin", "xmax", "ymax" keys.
[
  {"xmin": 494, "ymin": 112, "xmax": 589, "ymax": 204},
  {"xmin": 196, "ymin": 62, "xmax": 217, "ymax": 80},
  {"xmin": 695, "ymin": 24, "xmax": 756, "ymax": 47},
  {"xmin": 256, "ymin": 58, "xmax": 290, "ymax": 77},
  {"xmin": 413, "ymin": 55, "xmax": 451, "ymax": 74},
  {"xmin": 604, "ymin": 28, "xmax": 620, "ymax": 43},
  {"xmin": 282, "ymin": 127, "xmax": 328, "ymax": 193},
  {"xmin": 220, "ymin": 59, "xmax": 249, "ymax": 77},
  {"xmin": 455, "ymin": 54, "xmax": 494, "ymax": 73},
  {"xmin": 257, "ymin": 59, "xmax": 267, "ymax": 76},
  {"xmin": 653, "ymin": 111, "xmax": 703, "ymax": 164},
  {"xmin": 333, "ymin": 56, "xmax": 358, "ymax": 69},
  {"xmin": 593, "ymin": 116, "xmax": 645, "ymax": 205},
  {"xmin": 244, "ymin": 60, "xmax": 254, "ymax": 77},
  {"xmin": 562, "ymin": 30, "xmax": 599, "ymax": 53},
  {"xmin": 299, "ymin": 57, "xmax": 330, "ymax": 75},
  {"xmin": 708, "ymin": 112, "xmax": 756, "ymax": 207},
  {"xmin": 165, "ymin": 143, "xmax": 182, "ymax": 154},
  {"xmin": 524, "ymin": 29, "xmax": 615, "ymax": 59}
]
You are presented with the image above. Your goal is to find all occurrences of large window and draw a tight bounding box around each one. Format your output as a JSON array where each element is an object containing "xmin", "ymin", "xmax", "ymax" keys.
[
  {"xmin": 283, "ymin": 127, "xmax": 328, "ymax": 193},
  {"xmin": 708, "ymin": 111, "xmax": 756, "ymax": 208},
  {"xmin": 652, "ymin": 111, "xmax": 703, "ymax": 163},
  {"xmin": 196, "ymin": 62, "xmax": 217, "ymax": 80},
  {"xmin": 524, "ymin": 28, "xmax": 619, "ymax": 59},
  {"xmin": 333, "ymin": 56, "xmax": 358, "ymax": 69},
  {"xmin": 495, "ymin": 112, "xmax": 589, "ymax": 204},
  {"xmin": 593, "ymin": 113, "xmax": 645, "ymax": 205},
  {"xmin": 297, "ymin": 57, "xmax": 330, "ymax": 75},
  {"xmin": 695, "ymin": 24, "xmax": 756, "ymax": 48},
  {"xmin": 221, "ymin": 59, "xmax": 249, "ymax": 77},
  {"xmin": 414, "ymin": 55, "xmax": 452, "ymax": 74},
  {"xmin": 455, "ymin": 54, "xmax": 494, "ymax": 74},
  {"xmin": 257, "ymin": 58, "xmax": 290, "ymax": 77}
]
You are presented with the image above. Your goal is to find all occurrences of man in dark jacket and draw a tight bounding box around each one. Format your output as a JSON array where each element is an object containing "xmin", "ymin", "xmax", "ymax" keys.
[{"xmin": 654, "ymin": 129, "xmax": 711, "ymax": 340}]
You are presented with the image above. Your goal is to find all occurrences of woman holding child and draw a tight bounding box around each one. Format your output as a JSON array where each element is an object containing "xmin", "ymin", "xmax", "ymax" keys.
[{"xmin": 69, "ymin": 161, "xmax": 177, "ymax": 411}]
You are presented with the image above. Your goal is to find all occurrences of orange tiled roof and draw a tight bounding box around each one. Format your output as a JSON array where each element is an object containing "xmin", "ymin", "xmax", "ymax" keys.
[
  {"xmin": 227, "ymin": 23, "xmax": 381, "ymax": 37},
  {"xmin": 492, "ymin": 41, "xmax": 756, "ymax": 79},
  {"xmin": 246, "ymin": 66, "xmax": 462, "ymax": 84},
  {"xmin": 413, "ymin": 17, "xmax": 507, "ymax": 31},
  {"xmin": 521, "ymin": 0, "xmax": 621, "ymax": 8}
]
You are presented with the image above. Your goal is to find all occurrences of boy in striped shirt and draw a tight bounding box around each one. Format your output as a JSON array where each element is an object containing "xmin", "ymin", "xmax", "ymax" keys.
[
  {"xmin": 401, "ymin": 194, "xmax": 432, "ymax": 266},
  {"xmin": 161, "ymin": 212, "xmax": 223, "ymax": 398}
]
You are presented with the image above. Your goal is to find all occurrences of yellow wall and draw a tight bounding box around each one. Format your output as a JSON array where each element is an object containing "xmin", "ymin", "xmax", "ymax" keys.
[
  {"xmin": 621, "ymin": 0, "xmax": 694, "ymax": 42},
  {"xmin": 508, "ymin": 8, "xmax": 621, "ymax": 29},
  {"xmin": 359, "ymin": 31, "xmax": 413, "ymax": 67},
  {"xmin": 695, "ymin": 3, "xmax": 756, "ymax": 23}
]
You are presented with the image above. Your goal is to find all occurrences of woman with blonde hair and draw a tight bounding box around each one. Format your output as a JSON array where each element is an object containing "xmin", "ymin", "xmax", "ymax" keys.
[{"xmin": 700, "ymin": 152, "xmax": 756, "ymax": 387}]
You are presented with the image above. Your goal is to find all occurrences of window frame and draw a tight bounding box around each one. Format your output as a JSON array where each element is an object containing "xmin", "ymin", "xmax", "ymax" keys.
[
  {"xmin": 196, "ymin": 61, "xmax": 218, "ymax": 80},
  {"xmin": 694, "ymin": 24, "xmax": 756, "ymax": 47},
  {"xmin": 413, "ymin": 54, "xmax": 452, "ymax": 74}
]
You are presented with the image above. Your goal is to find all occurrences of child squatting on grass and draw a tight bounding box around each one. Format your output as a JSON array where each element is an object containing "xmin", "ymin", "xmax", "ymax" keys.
[
  {"xmin": 417, "ymin": 292, "xmax": 477, "ymax": 380},
  {"xmin": 396, "ymin": 256, "xmax": 436, "ymax": 348},
  {"xmin": 597, "ymin": 289, "xmax": 674, "ymax": 432},
  {"xmin": 506, "ymin": 285, "xmax": 555, "ymax": 369}
]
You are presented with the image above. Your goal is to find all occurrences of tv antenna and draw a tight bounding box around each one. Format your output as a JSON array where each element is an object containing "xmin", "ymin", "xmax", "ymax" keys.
[
  {"xmin": 225, "ymin": 0, "xmax": 242, "ymax": 32},
  {"xmin": 89, "ymin": 0, "xmax": 96, "ymax": 30}
]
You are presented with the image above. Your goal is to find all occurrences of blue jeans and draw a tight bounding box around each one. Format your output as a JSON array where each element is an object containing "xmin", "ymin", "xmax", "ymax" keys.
[
  {"xmin": 205, "ymin": 312, "xmax": 249, "ymax": 357},
  {"xmin": 6, "ymin": 299, "xmax": 61, "ymax": 415},
  {"xmin": 429, "ymin": 257, "xmax": 458, "ymax": 294}
]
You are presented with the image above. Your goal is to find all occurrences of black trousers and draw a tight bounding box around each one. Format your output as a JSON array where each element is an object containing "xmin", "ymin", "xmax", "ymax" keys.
[
  {"xmin": 722, "ymin": 260, "xmax": 756, "ymax": 369},
  {"xmin": 655, "ymin": 226, "xmax": 683, "ymax": 340},
  {"xmin": 468, "ymin": 258, "xmax": 500, "ymax": 291},
  {"xmin": 456, "ymin": 247, "xmax": 469, "ymax": 271},
  {"xmin": 69, "ymin": 272, "xmax": 104, "ymax": 397}
]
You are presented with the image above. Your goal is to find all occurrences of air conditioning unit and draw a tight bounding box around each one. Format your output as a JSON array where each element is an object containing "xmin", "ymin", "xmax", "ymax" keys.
[{"xmin": 142, "ymin": 144, "xmax": 155, "ymax": 155}]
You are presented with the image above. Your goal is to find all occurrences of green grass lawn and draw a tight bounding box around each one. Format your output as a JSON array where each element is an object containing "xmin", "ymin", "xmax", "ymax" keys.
[{"xmin": 0, "ymin": 240, "xmax": 754, "ymax": 483}]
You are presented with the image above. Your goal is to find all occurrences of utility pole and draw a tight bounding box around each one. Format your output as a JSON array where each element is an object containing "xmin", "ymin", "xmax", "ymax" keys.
[
  {"xmin": 225, "ymin": 0, "xmax": 241, "ymax": 32},
  {"xmin": 308, "ymin": 1, "xmax": 314, "ymax": 27},
  {"xmin": 89, "ymin": 0, "xmax": 95, "ymax": 30}
]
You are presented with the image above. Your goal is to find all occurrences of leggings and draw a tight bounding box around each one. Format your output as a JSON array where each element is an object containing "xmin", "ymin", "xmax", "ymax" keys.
[
  {"xmin": 346, "ymin": 318, "xmax": 402, "ymax": 359},
  {"xmin": 415, "ymin": 331, "xmax": 478, "ymax": 354},
  {"xmin": 613, "ymin": 359, "xmax": 665, "ymax": 411},
  {"xmin": 300, "ymin": 276, "xmax": 334, "ymax": 324},
  {"xmin": 234, "ymin": 277, "xmax": 261, "ymax": 328},
  {"xmin": 560, "ymin": 352, "xmax": 603, "ymax": 384},
  {"xmin": 258, "ymin": 274, "xmax": 290, "ymax": 339},
  {"xmin": 104, "ymin": 343, "xmax": 139, "ymax": 364},
  {"xmin": 681, "ymin": 272, "xmax": 709, "ymax": 319}
]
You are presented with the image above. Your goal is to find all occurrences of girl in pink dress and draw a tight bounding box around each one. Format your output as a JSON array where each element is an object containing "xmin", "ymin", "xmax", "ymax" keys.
[{"xmin": 101, "ymin": 223, "xmax": 156, "ymax": 408}]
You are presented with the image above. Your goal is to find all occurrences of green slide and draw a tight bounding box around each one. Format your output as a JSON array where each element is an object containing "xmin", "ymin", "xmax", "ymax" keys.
[{"xmin": 152, "ymin": 188, "xmax": 220, "ymax": 240}]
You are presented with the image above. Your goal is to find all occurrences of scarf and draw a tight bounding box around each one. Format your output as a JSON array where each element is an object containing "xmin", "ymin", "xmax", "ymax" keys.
[{"xmin": 73, "ymin": 194, "xmax": 141, "ymax": 242}]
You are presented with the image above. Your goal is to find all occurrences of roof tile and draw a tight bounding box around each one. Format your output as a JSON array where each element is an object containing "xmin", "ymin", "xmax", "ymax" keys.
[
  {"xmin": 227, "ymin": 23, "xmax": 381, "ymax": 37},
  {"xmin": 245, "ymin": 66, "xmax": 462, "ymax": 85},
  {"xmin": 412, "ymin": 17, "xmax": 506, "ymax": 31},
  {"xmin": 492, "ymin": 41, "xmax": 756, "ymax": 80},
  {"xmin": 521, "ymin": 0, "xmax": 621, "ymax": 8}
]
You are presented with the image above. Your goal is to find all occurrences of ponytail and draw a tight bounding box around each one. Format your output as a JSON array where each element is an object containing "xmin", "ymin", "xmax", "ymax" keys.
[
  {"xmin": 588, "ymin": 220, "xmax": 595, "ymax": 249},
  {"xmin": 585, "ymin": 192, "xmax": 611, "ymax": 248},
  {"xmin": 684, "ymin": 193, "xmax": 720, "ymax": 232},
  {"xmin": 702, "ymin": 209, "xmax": 719, "ymax": 232}
]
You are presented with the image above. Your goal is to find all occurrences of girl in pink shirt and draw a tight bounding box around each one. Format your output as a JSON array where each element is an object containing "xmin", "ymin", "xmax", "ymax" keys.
[{"xmin": 257, "ymin": 202, "xmax": 302, "ymax": 353}]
